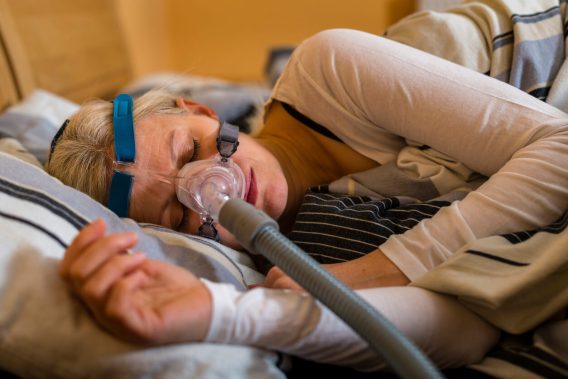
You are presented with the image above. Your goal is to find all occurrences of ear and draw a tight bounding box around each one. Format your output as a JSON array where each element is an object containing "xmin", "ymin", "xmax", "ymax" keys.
[{"xmin": 176, "ymin": 98, "xmax": 218, "ymax": 119}]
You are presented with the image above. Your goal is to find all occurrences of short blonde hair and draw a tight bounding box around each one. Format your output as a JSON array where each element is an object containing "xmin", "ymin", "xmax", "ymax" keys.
[{"xmin": 45, "ymin": 89, "xmax": 186, "ymax": 205}]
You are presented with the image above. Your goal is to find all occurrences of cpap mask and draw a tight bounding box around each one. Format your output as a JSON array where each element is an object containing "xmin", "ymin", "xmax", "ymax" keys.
[
  {"xmin": 174, "ymin": 122, "xmax": 245, "ymax": 241},
  {"xmin": 106, "ymin": 93, "xmax": 244, "ymax": 241}
]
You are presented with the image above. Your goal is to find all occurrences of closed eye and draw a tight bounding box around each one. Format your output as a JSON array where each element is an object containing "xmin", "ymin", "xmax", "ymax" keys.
[
  {"xmin": 190, "ymin": 139, "xmax": 200, "ymax": 162},
  {"xmin": 175, "ymin": 136, "xmax": 201, "ymax": 169}
]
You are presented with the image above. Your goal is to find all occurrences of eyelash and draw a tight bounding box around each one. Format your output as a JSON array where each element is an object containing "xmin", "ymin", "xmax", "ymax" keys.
[{"xmin": 190, "ymin": 139, "xmax": 201, "ymax": 162}]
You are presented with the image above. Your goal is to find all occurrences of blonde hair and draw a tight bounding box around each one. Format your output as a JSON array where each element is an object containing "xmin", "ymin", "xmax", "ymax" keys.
[{"xmin": 45, "ymin": 89, "xmax": 186, "ymax": 205}]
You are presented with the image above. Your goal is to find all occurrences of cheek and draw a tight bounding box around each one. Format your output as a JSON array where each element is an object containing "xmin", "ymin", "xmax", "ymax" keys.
[
  {"xmin": 187, "ymin": 213, "xmax": 202, "ymax": 234},
  {"xmin": 216, "ymin": 224, "xmax": 242, "ymax": 249},
  {"xmin": 184, "ymin": 208, "xmax": 242, "ymax": 248},
  {"xmin": 200, "ymin": 131, "xmax": 223, "ymax": 160}
]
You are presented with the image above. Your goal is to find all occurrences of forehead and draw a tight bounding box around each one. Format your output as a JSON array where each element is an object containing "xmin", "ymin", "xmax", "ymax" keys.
[
  {"xmin": 124, "ymin": 113, "xmax": 189, "ymax": 223},
  {"xmin": 133, "ymin": 113, "xmax": 188, "ymax": 170}
]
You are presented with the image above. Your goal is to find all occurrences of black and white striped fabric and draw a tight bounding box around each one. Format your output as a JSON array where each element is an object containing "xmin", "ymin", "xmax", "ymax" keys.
[{"xmin": 288, "ymin": 186, "xmax": 449, "ymax": 264}]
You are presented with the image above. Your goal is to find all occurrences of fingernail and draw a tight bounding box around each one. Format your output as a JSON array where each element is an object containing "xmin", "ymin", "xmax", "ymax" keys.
[
  {"xmin": 132, "ymin": 252, "xmax": 146, "ymax": 258},
  {"xmin": 115, "ymin": 232, "xmax": 137, "ymax": 247},
  {"xmin": 92, "ymin": 218, "xmax": 104, "ymax": 226},
  {"xmin": 122, "ymin": 249, "xmax": 145, "ymax": 258},
  {"xmin": 125, "ymin": 231, "xmax": 138, "ymax": 241}
]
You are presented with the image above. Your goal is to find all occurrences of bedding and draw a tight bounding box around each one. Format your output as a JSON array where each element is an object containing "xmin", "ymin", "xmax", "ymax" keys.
[
  {"xmin": 0, "ymin": 0, "xmax": 565, "ymax": 375},
  {"xmin": 0, "ymin": 90, "xmax": 78, "ymax": 164},
  {"xmin": 122, "ymin": 73, "xmax": 271, "ymax": 134},
  {"xmin": 0, "ymin": 133, "xmax": 280, "ymax": 377},
  {"xmin": 386, "ymin": 0, "xmax": 568, "ymax": 113}
]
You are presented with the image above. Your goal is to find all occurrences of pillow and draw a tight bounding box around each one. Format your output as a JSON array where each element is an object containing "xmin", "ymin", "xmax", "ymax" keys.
[
  {"xmin": 122, "ymin": 73, "xmax": 271, "ymax": 134},
  {"xmin": 0, "ymin": 147, "xmax": 281, "ymax": 379},
  {"xmin": 0, "ymin": 90, "xmax": 79, "ymax": 164}
]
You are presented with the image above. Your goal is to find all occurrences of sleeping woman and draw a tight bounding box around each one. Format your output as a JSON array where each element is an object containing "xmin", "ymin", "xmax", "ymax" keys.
[{"xmin": 46, "ymin": 25, "xmax": 568, "ymax": 372}]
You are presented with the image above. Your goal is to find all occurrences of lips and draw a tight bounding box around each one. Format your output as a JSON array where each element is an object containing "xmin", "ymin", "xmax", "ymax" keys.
[{"xmin": 245, "ymin": 168, "xmax": 258, "ymax": 206}]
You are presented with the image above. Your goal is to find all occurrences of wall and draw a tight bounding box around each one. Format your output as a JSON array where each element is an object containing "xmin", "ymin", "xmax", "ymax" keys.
[
  {"xmin": 115, "ymin": 0, "xmax": 172, "ymax": 78},
  {"xmin": 117, "ymin": 0, "xmax": 415, "ymax": 82},
  {"xmin": 417, "ymin": 0, "xmax": 462, "ymax": 11}
]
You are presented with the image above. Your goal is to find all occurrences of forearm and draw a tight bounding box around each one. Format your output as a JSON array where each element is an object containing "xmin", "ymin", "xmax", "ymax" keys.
[
  {"xmin": 324, "ymin": 248, "xmax": 409, "ymax": 289},
  {"xmin": 203, "ymin": 279, "xmax": 379, "ymax": 370},
  {"xmin": 202, "ymin": 280, "xmax": 499, "ymax": 370},
  {"xmin": 273, "ymin": 29, "xmax": 568, "ymax": 279},
  {"xmin": 382, "ymin": 128, "xmax": 568, "ymax": 280}
]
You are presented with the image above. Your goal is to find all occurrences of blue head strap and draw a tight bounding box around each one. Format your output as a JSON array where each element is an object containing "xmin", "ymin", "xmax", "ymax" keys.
[{"xmin": 108, "ymin": 94, "xmax": 135, "ymax": 217}]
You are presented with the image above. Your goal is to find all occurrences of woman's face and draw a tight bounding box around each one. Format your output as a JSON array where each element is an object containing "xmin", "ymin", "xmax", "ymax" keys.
[{"xmin": 125, "ymin": 105, "xmax": 288, "ymax": 248}]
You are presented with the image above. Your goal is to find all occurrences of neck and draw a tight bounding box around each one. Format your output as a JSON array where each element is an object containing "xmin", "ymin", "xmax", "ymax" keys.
[{"xmin": 256, "ymin": 103, "xmax": 346, "ymax": 231}]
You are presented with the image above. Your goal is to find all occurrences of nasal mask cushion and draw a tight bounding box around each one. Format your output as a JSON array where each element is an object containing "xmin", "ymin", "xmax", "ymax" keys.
[
  {"xmin": 175, "ymin": 155, "xmax": 245, "ymax": 221},
  {"xmin": 178, "ymin": 121, "xmax": 243, "ymax": 241}
]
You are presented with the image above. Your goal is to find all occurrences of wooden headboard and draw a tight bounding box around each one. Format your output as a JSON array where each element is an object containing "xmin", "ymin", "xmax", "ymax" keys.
[{"xmin": 0, "ymin": 0, "xmax": 132, "ymax": 110}]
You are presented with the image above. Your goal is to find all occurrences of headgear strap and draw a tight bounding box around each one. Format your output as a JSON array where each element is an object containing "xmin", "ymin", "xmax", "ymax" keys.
[
  {"xmin": 48, "ymin": 119, "xmax": 70, "ymax": 162},
  {"xmin": 107, "ymin": 94, "xmax": 135, "ymax": 217},
  {"xmin": 216, "ymin": 121, "xmax": 239, "ymax": 161}
]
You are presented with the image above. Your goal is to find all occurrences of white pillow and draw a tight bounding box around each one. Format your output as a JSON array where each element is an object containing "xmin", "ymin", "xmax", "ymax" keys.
[{"xmin": 0, "ymin": 90, "xmax": 78, "ymax": 164}]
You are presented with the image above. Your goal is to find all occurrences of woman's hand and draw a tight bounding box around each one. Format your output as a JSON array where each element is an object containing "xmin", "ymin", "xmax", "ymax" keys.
[
  {"xmin": 60, "ymin": 219, "xmax": 212, "ymax": 345},
  {"xmin": 262, "ymin": 249, "xmax": 410, "ymax": 291}
]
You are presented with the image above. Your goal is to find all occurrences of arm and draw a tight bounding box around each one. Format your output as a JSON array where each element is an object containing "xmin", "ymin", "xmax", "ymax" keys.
[
  {"xmin": 263, "ymin": 248, "xmax": 409, "ymax": 291},
  {"xmin": 270, "ymin": 29, "xmax": 568, "ymax": 280},
  {"xmin": 60, "ymin": 220, "xmax": 498, "ymax": 370}
]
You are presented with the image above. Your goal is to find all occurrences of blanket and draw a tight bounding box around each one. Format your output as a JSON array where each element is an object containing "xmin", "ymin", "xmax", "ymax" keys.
[{"xmin": 386, "ymin": 0, "xmax": 568, "ymax": 112}]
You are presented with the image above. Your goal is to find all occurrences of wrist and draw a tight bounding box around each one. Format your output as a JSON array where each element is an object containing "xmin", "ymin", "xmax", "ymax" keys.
[
  {"xmin": 326, "ymin": 249, "xmax": 409, "ymax": 289},
  {"xmin": 185, "ymin": 280, "xmax": 213, "ymax": 342},
  {"xmin": 199, "ymin": 279, "xmax": 242, "ymax": 344}
]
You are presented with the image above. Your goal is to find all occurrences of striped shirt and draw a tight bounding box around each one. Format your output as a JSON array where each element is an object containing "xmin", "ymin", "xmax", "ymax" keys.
[{"xmin": 289, "ymin": 186, "xmax": 449, "ymax": 263}]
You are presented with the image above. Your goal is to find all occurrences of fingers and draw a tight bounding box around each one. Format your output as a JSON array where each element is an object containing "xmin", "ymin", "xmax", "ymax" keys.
[
  {"xmin": 105, "ymin": 269, "xmax": 149, "ymax": 323},
  {"xmin": 103, "ymin": 264, "xmax": 181, "ymax": 344},
  {"xmin": 262, "ymin": 267, "xmax": 305, "ymax": 292},
  {"xmin": 63, "ymin": 233, "xmax": 138, "ymax": 289},
  {"xmin": 90, "ymin": 269, "xmax": 151, "ymax": 344},
  {"xmin": 81, "ymin": 252, "xmax": 146, "ymax": 307},
  {"xmin": 60, "ymin": 219, "xmax": 106, "ymax": 275},
  {"xmin": 59, "ymin": 220, "xmax": 149, "ymax": 340},
  {"xmin": 60, "ymin": 219, "xmax": 140, "ymax": 293}
]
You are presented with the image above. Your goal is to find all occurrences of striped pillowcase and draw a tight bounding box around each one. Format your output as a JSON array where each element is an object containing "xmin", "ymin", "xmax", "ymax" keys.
[{"xmin": 0, "ymin": 145, "xmax": 269, "ymax": 377}]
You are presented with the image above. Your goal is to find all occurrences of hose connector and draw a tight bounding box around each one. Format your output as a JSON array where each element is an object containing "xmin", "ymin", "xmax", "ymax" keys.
[{"xmin": 218, "ymin": 198, "xmax": 278, "ymax": 252}]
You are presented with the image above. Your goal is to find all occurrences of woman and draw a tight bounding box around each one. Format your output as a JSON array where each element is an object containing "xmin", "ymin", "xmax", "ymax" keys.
[{"xmin": 47, "ymin": 28, "xmax": 567, "ymax": 371}]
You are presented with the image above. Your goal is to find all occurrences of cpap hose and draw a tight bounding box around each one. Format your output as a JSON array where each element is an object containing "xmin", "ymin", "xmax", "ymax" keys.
[{"xmin": 218, "ymin": 197, "xmax": 445, "ymax": 379}]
